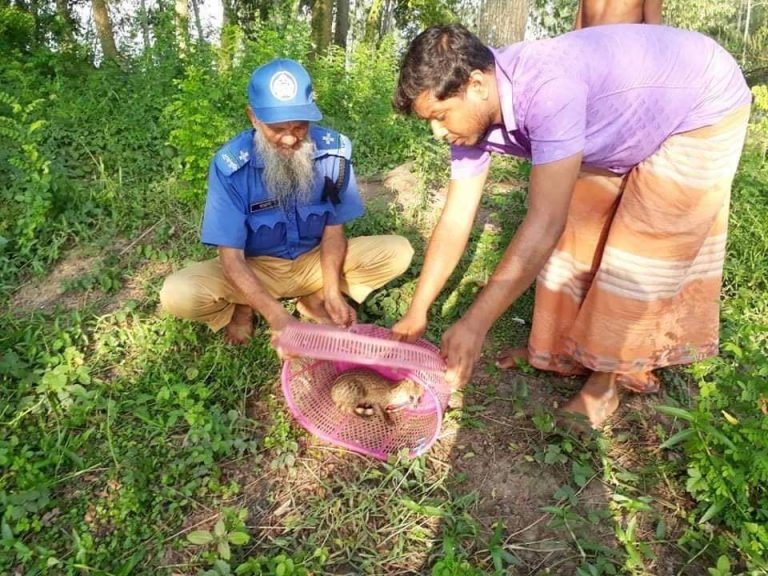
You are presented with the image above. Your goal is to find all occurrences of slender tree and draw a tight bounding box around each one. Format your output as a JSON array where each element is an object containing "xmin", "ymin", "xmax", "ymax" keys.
[
  {"xmin": 334, "ymin": 0, "xmax": 349, "ymax": 48},
  {"xmin": 364, "ymin": 0, "xmax": 382, "ymax": 43},
  {"xmin": 742, "ymin": 0, "xmax": 753, "ymax": 64},
  {"xmin": 175, "ymin": 0, "xmax": 190, "ymax": 53},
  {"xmin": 139, "ymin": 0, "xmax": 151, "ymax": 53},
  {"xmin": 91, "ymin": 0, "xmax": 119, "ymax": 60},
  {"xmin": 191, "ymin": 0, "xmax": 205, "ymax": 44},
  {"xmin": 311, "ymin": 0, "xmax": 333, "ymax": 55}
]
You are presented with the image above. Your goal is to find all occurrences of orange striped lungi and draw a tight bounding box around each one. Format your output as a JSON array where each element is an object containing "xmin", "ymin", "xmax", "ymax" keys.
[{"xmin": 527, "ymin": 105, "xmax": 751, "ymax": 391}]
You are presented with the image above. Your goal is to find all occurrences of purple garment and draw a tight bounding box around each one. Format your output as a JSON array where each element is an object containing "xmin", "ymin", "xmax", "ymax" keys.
[{"xmin": 450, "ymin": 24, "xmax": 752, "ymax": 179}]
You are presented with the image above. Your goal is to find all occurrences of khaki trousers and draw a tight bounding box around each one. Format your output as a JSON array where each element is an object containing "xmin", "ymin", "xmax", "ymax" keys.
[{"xmin": 159, "ymin": 235, "xmax": 414, "ymax": 331}]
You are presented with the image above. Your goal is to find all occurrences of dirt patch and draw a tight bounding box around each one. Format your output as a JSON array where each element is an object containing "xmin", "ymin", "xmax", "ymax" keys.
[
  {"xmin": 10, "ymin": 247, "xmax": 172, "ymax": 316},
  {"xmin": 10, "ymin": 248, "xmax": 102, "ymax": 312}
]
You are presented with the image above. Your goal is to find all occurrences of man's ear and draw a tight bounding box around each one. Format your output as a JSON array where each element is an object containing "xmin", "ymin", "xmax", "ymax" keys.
[
  {"xmin": 246, "ymin": 105, "xmax": 259, "ymax": 128},
  {"xmin": 466, "ymin": 69, "xmax": 490, "ymax": 101}
]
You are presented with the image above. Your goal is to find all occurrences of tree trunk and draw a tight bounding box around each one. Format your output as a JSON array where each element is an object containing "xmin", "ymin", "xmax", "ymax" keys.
[
  {"xmin": 219, "ymin": 0, "xmax": 239, "ymax": 71},
  {"xmin": 310, "ymin": 0, "xmax": 333, "ymax": 56},
  {"xmin": 139, "ymin": 0, "xmax": 151, "ymax": 53},
  {"xmin": 477, "ymin": 0, "xmax": 529, "ymax": 47},
  {"xmin": 333, "ymin": 0, "xmax": 349, "ymax": 48},
  {"xmin": 191, "ymin": 0, "xmax": 205, "ymax": 43},
  {"xmin": 364, "ymin": 0, "xmax": 382, "ymax": 44},
  {"xmin": 741, "ymin": 0, "xmax": 752, "ymax": 65},
  {"xmin": 92, "ymin": 0, "xmax": 119, "ymax": 61},
  {"xmin": 28, "ymin": 0, "xmax": 40, "ymax": 47},
  {"xmin": 175, "ymin": 0, "xmax": 189, "ymax": 53},
  {"xmin": 378, "ymin": 0, "xmax": 395, "ymax": 38}
]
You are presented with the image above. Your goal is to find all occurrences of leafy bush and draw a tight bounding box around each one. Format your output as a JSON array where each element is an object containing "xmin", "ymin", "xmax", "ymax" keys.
[
  {"xmin": 0, "ymin": 6, "xmax": 34, "ymax": 53},
  {"xmin": 666, "ymin": 147, "xmax": 768, "ymax": 570}
]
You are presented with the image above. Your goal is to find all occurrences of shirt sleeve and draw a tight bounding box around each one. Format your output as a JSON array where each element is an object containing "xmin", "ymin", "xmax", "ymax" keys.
[
  {"xmin": 525, "ymin": 77, "xmax": 588, "ymax": 165},
  {"xmin": 327, "ymin": 161, "xmax": 365, "ymax": 225},
  {"xmin": 201, "ymin": 161, "xmax": 249, "ymax": 249},
  {"xmin": 450, "ymin": 144, "xmax": 491, "ymax": 180}
]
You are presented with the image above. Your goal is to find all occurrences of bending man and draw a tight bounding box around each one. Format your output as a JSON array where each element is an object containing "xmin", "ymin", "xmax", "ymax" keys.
[{"xmin": 392, "ymin": 24, "xmax": 750, "ymax": 427}]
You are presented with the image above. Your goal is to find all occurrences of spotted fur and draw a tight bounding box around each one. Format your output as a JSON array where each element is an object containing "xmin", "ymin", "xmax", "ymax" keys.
[{"xmin": 330, "ymin": 368, "xmax": 423, "ymax": 425}]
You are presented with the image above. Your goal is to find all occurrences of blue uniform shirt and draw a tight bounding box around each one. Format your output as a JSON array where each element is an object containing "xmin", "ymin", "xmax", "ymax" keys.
[{"xmin": 201, "ymin": 125, "xmax": 365, "ymax": 259}]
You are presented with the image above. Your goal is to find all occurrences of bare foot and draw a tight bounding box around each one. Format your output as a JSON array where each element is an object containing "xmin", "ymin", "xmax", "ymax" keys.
[
  {"xmin": 223, "ymin": 304, "xmax": 254, "ymax": 345},
  {"xmin": 563, "ymin": 372, "xmax": 620, "ymax": 429},
  {"xmin": 496, "ymin": 347, "xmax": 529, "ymax": 369},
  {"xmin": 617, "ymin": 371, "xmax": 660, "ymax": 394},
  {"xmin": 296, "ymin": 292, "xmax": 333, "ymax": 324},
  {"xmin": 496, "ymin": 347, "xmax": 586, "ymax": 377}
]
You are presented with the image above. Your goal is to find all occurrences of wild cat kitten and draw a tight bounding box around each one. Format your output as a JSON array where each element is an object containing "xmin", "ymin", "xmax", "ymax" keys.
[{"xmin": 330, "ymin": 368, "xmax": 423, "ymax": 425}]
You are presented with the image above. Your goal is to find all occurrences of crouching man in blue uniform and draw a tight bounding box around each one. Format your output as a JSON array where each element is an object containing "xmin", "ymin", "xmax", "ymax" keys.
[{"xmin": 160, "ymin": 59, "xmax": 414, "ymax": 344}]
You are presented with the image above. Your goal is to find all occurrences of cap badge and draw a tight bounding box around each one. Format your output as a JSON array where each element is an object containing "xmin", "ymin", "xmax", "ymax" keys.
[{"xmin": 270, "ymin": 71, "xmax": 298, "ymax": 101}]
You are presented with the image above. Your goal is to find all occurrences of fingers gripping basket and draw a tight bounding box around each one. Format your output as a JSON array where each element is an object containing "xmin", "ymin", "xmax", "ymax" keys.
[{"xmin": 276, "ymin": 323, "xmax": 450, "ymax": 460}]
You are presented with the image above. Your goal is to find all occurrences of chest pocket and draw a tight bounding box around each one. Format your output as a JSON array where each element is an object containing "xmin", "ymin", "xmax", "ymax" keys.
[
  {"xmin": 297, "ymin": 202, "xmax": 335, "ymax": 240},
  {"xmin": 247, "ymin": 207, "xmax": 287, "ymax": 252}
]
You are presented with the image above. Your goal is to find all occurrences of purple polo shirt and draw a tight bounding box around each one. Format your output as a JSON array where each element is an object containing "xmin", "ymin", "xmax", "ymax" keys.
[{"xmin": 450, "ymin": 24, "xmax": 752, "ymax": 179}]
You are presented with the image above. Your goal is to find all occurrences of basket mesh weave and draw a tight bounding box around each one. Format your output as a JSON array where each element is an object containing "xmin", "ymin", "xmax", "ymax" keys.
[{"xmin": 277, "ymin": 323, "xmax": 450, "ymax": 459}]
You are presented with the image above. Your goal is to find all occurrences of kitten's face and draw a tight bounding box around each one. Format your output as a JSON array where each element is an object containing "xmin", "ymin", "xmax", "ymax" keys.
[{"xmin": 395, "ymin": 380, "xmax": 423, "ymax": 408}]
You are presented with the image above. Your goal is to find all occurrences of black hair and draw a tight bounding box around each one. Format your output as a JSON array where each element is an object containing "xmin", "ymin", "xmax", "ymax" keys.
[{"xmin": 393, "ymin": 24, "xmax": 494, "ymax": 115}]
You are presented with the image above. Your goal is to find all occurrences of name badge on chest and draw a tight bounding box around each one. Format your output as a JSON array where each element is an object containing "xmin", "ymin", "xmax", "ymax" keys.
[{"xmin": 249, "ymin": 199, "xmax": 279, "ymax": 213}]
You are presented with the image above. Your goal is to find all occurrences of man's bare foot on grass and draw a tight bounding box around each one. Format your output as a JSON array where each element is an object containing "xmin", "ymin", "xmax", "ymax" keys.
[
  {"xmin": 223, "ymin": 304, "xmax": 254, "ymax": 345},
  {"xmin": 562, "ymin": 371, "xmax": 620, "ymax": 429},
  {"xmin": 496, "ymin": 347, "xmax": 586, "ymax": 377},
  {"xmin": 616, "ymin": 371, "xmax": 660, "ymax": 393},
  {"xmin": 496, "ymin": 347, "xmax": 529, "ymax": 369},
  {"xmin": 296, "ymin": 291, "xmax": 333, "ymax": 324}
]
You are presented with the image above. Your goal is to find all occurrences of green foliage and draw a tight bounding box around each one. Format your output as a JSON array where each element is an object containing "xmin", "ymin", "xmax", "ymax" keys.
[
  {"xmin": 234, "ymin": 549, "xmax": 326, "ymax": 575},
  {"xmin": 529, "ymin": 0, "xmax": 579, "ymax": 38},
  {"xmin": 749, "ymin": 85, "xmax": 768, "ymax": 159},
  {"xmin": 186, "ymin": 508, "xmax": 251, "ymax": 564},
  {"xmin": 311, "ymin": 37, "xmax": 426, "ymax": 175},
  {"xmin": 659, "ymin": 146, "xmax": 768, "ymax": 570},
  {"xmin": 165, "ymin": 62, "xmax": 240, "ymax": 200},
  {"xmin": 0, "ymin": 93, "xmax": 54, "ymax": 259},
  {"xmin": 0, "ymin": 5, "xmax": 35, "ymax": 53},
  {"xmin": 0, "ymin": 305, "xmax": 275, "ymax": 574}
]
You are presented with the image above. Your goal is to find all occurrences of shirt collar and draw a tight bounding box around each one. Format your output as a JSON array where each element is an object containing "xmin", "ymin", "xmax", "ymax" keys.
[{"xmin": 490, "ymin": 46, "xmax": 521, "ymax": 134}]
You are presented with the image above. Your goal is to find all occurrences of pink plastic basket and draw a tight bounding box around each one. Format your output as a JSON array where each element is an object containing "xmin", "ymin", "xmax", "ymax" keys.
[{"xmin": 276, "ymin": 323, "xmax": 450, "ymax": 460}]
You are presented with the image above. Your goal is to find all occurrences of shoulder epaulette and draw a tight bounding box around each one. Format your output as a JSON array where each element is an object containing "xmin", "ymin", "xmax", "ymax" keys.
[
  {"xmin": 311, "ymin": 125, "xmax": 352, "ymax": 160},
  {"xmin": 214, "ymin": 130, "xmax": 255, "ymax": 176}
]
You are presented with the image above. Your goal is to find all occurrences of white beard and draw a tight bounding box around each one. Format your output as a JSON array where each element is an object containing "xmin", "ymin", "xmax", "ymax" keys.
[{"xmin": 253, "ymin": 129, "xmax": 317, "ymax": 207}]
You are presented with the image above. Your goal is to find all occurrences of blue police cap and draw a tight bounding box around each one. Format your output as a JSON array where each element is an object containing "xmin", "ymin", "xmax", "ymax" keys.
[{"xmin": 247, "ymin": 59, "xmax": 322, "ymax": 124}]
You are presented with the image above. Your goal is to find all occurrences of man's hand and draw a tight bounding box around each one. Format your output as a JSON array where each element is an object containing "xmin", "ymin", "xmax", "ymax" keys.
[
  {"xmin": 324, "ymin": 291, "xmax": 356, "ymax": 327},
  {"xmin": 392, "ymin": 310, "xmax": 428, "ymax": 342},
  {"xmin": 441, "ymin": 317, "xmax": 488, "ymax": 390},
  {"xmin": 268, "ymin": 313, "xmax": 302, "ymax": 361},
  {"xmin": 266, "ymin": 308, "xmax": 294, "ymax": 333}
]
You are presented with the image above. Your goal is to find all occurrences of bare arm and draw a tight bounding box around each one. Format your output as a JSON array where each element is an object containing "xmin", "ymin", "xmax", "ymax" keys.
[
  {"xmin": 392, "ymin": 167, "xmax": 489, "ymax": 340},
  {"xmin": 218, "ymin": 246, "xmax": 292, "ymax": 330},
  {"xmin": 320, "ymin": 224, "xmax": 347, "ymax": 297},
  {"xmin": 462, "ymin": 153, "xmax": 582, "ymax": 329},
  {"xmin": 643, "ymin": 0, "xmax": 663, "ymax": 24},
  {"xmin": 441, "ymin": 152, "xmax": 583, "ymax": 386},
  {"xmin": 574, "ymin": 0, "xmax": 584, "ymax": 29},
  {"xmin": 319, "ymin": 224, "xmax": 356, "ymax": 326}
]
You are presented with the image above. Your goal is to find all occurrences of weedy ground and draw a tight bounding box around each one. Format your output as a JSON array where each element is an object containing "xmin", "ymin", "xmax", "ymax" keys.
[{"xmin": 3, "ymin": 154, "xmax": 732, "ymax": 576}]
